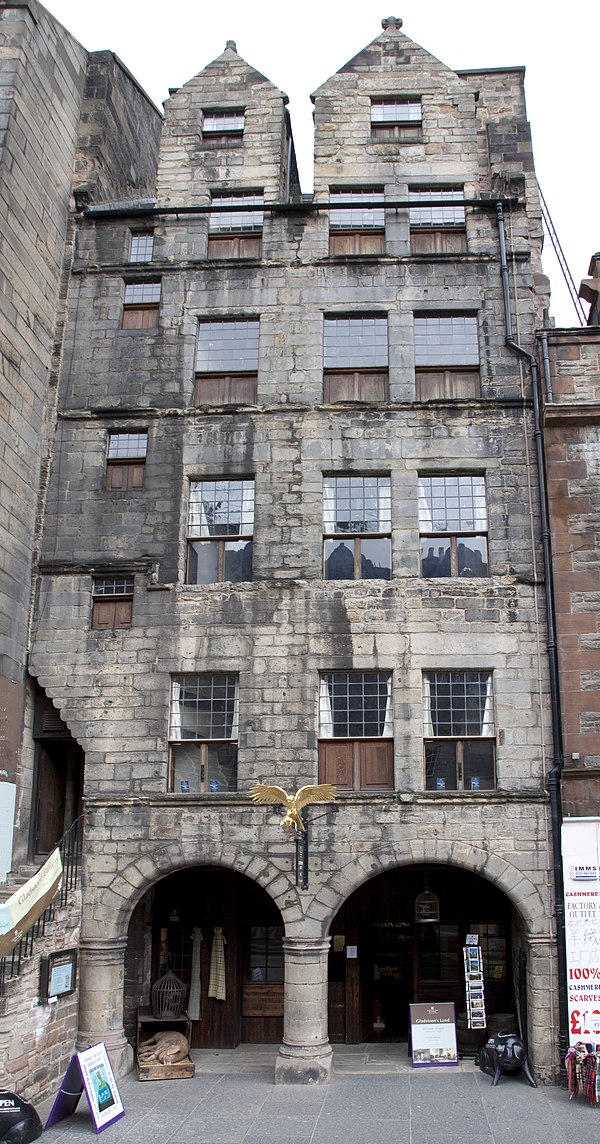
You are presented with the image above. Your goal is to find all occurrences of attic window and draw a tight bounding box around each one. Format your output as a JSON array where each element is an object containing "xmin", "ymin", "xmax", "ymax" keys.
[
  {"xmin": 371, "ymin": 99, "xmax": 422, "ymax": 142},
  {"xmin": 203, "ymin": 110, "xmax": 245, "ymax": 140}
]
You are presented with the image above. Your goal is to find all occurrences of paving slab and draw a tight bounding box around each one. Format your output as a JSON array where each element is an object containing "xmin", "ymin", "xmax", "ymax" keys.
[{"xmin": 38, "ymin": 1044, "xmax": 600, "ymax": 1144}]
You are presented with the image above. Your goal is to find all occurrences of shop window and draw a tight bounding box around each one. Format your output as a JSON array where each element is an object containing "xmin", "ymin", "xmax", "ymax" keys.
[
  {"xmin": 414, "ymin": 313, "xmax": 480, "ymax": 399},
  {"xmin": 409, "ymin": 188, "xmax": 467, "ymax": 254},
  {"xmin": 249, "ymin": 926, "xmax": 284, "ymax": 982},
  {"xmin": 371, "ymin": 99, "xmax": 422, "ymax": 142},
  {"xmin": 202, "ymin": 109, "xmax": 244, "ymax": 141},
  {"xmin": 468, "ymin": 923, "xmax": 506, "ymax": 980},
  {"xmin": 324, "ymin": 315, "xmax": 388, "ymax": 402},
  {"xmin": 129, "ymin": 231, "xmax": 154, "ymax": 262},
  {"xmin": 106, "ymin": 431, "xmax": 147, "ymax": 491},
  {"xmin": 418, "ymin": 924, "xmax": 460, "ymax": 981},
  {"xmin": 418, "ymin": 474, "xmax": 488, "ymax": 577},
  {"xmin": 208, "ymin": 192, "xmax": 263, "ymax": 258},
  {"xmin": 121, "ymin": 281, "xmax": 161, "ymax": 329},
  {"xmin": 319, "ymin": 671, "xmax": 394, "ymax": 791},
  {"xmin": 195, "ymin": 318, "xmax": 259, "ymax": 404},
  {"xmin": 187, "ymin": 478, "xmax": 254, "ymax": 584},
  {"xmin": 323, "ymin": 474, "xmax": 391, "ymax": 580},
  {"xmin": 423, "ymin": 670, "xmax": 495, "ymax": 791},
  {"xmin": 329, "ymin": 189, "xmax": 385, "ymax": 256},
  {"xmin": 92, "ymin": 575, "xmax": 134, "ymax": 629},
  {"xmin": 169, "ymin": 673, "xmax": 238, "ymax": 792}
]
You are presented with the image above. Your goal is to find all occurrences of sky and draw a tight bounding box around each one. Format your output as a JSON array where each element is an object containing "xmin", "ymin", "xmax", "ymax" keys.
[{"xmin": 41, "ymin": 0, "xmax": 598, "ymax": 328}]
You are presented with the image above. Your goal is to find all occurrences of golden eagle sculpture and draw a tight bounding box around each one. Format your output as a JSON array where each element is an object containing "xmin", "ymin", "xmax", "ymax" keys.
[{"xmin": 249, "ymin": 783, "xmax": 336, "ymax": 832}]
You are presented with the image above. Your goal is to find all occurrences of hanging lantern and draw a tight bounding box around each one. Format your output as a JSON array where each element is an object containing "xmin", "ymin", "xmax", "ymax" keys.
[{"xmin": 415, "ymin": 873, "xmax": 440, "ymax": 923}]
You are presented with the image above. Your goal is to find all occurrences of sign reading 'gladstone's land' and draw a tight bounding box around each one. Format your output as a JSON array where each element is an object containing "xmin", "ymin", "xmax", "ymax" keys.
[
  {"xmin": 562, "ymin": 818, "xmax": 600, "ymax": 1043},
  {"xmin": 0, "ymin": 848, "xmax": 62, "ymax": 956},
  {"xmin": 410, "ymin": 1002, "xmax": 458, "ymax": 1067}
]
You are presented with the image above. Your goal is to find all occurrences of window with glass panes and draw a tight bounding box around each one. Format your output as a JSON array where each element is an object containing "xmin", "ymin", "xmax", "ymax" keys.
[
  {"xmin": 208, "ymin": 192, "xmax": 263, "ymax": 259},
  {"xmin": 121, "ymin": 280, "xmax": 161, "ymax": 329},
  {"xmin": 202, "ymin": 110, "xmax": 244, "ymax": 139},
  {"xmin": 329, "ymin": 189, "xmax": 385, "ymax": 255},
  {"xmin": 371, "ymin": 99, "xmax": 422, "ymax": 141},
  {"xmin": 319, "ymin": 671, "xmax": 394, "ymax": 791},
  {"xmin": 129, "ymin": 231, "xmax": 154, "ymax": 262},
  {"xmin": 106, "ymin": 431, "xmax": 148, "ymax": 490},
  {"xmin": 423, "ymin": 670, "xmax": 495, "ymax": 791},
  {"xmin": 249, "ymin": 926, "xmax": 284, "ymax": 982},
  {"xmin": 323, "ymin": 315, "xmax": 388, "ymax": 401},
  {"xmin": 409, "ymin": 188, "xmax": 466, "ymax": 253},
  {"xmin": 414, "ymin": 313, "xmax": 480, "ymax": 399},
  {"xmin": 195, "ymin": 319, "xmax": 259, "ymax": 404},
  {"xmin": 323, "ymin": 474, "xmax": 391, "ymax": 580},
  {"xmin": 169, "ymin": 673, "xmax": 238, "ymax": 792},
  {"xmin": 418, "ymin": 475, "xmax": 488, "ymax": 577},
  {"xmin": 92, "ymin": 575, "xmax": 134, "ymax": 629},
  {"xmin": 187, "ymin": 479, "xmax": 254, "ymax": 584}
]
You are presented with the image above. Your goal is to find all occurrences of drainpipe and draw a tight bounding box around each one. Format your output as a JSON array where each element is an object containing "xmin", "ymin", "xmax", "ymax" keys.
[
  {"xmin": 496, "ymin": 203, "xmax": 568, "ymax": 1073},
  {"xmin": 539, "ymin": 330, "xmax": 554, "ymax": 404}
]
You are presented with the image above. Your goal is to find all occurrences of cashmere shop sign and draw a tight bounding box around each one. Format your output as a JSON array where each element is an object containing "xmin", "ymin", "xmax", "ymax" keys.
[{"xmin": 562, "ymin": 818, "xmax": 600, "ymax": 1043}]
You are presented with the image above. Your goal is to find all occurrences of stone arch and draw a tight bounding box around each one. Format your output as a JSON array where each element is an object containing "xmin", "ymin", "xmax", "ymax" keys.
[
  {"xmin": 309, "ymin": 839, "xmax": 549, "ymax": 938},
  {"xmin": 84, "ymin": 840, "xmax": 296, "ymax": 941}
]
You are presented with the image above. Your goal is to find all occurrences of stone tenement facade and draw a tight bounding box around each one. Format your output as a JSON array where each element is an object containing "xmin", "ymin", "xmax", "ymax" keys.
[{"xmin": 2, "ymin": 8, "xmax": 577, "ymax": 1094}]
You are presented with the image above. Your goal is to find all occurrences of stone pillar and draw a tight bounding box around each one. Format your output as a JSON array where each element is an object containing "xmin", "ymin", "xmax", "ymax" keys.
[
  {"xmin": 77, "ymin": 937, "xmax": 134, "ymax": 1077},
  {"xmin": 275, "ymin": 935, "xmax": 333, "ymax": 1084},
  {"xmin": 525, "ymin": 932, "xmax": 560, "ymax": 1084}
]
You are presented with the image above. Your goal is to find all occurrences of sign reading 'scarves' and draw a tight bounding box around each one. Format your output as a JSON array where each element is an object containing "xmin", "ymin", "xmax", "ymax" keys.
[{"xmin": 248, "ymin": 784, "xmax": 336, "ymax": 832}]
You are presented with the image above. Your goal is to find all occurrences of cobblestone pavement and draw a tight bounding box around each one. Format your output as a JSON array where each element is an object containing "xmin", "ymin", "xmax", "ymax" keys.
[{"xmin": 40, "ymin": 1046, "xmax": 598, "ymax": 1144}]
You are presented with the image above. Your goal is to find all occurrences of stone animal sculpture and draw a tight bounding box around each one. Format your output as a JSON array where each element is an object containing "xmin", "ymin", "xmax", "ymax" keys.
[
  {"xmin": 249, "ymin": 784, "xmax": 336, "ymax": 832},
  {"xmin": 138, "ymin": 1031, "xmax": 190, "ymax": 1065},
  {"xmin": 478, "ymin": 1032, "xmax": 537, "ymax": 1087}
]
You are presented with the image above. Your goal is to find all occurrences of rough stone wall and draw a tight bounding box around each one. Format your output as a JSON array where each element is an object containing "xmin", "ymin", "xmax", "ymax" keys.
[
  {"xmin": 74, "ymin": 51, "xmax": 162, "ymax": 204},
  {"xmin": 0, "ymin": 891, "xmax": 81, "ymax": 1101},
  {"xmin": 0, "ymin": 2, "xmax": 87, "ymax": 790},
  {"xmin": 544, "ymin": 331, "xmax": 600, "ymax": 777}
]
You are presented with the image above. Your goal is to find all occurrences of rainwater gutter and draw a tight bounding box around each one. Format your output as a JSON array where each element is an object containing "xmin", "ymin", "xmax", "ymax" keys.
[{"xmin": 496, "ymin": 202, "xmax": 567, "ymax": 1072}]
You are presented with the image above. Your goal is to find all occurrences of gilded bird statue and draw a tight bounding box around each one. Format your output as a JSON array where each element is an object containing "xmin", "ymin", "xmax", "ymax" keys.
[{"xmin": 249, "ymin": 783, "xmax": 336, "ymax": 832}]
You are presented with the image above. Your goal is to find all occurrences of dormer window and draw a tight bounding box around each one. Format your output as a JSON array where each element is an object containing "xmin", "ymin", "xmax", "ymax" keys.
[
  {"xmin": 371, "ymin": 99, "xmax": 422, "ymax": 142},
  {"xmin": 202, "ymin": 110, "xmax": 245, "ymax": 141}
]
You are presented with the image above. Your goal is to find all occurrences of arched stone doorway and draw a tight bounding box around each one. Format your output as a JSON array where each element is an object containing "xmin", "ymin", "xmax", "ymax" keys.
[
  {"xmin": 124, "ymin": 866, "xmax": 285, "ymax": 1051},
  {"xmin": 328, "ymin": 864, "xmax": 525, "ymax": 1053}
]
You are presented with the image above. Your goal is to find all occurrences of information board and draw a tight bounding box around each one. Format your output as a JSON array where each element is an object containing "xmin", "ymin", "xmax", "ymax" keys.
[
  {"xmin": 409, "ymin": 1002, "xmax": 458, "ymax": 1067},
  {"xmin": 45, "ymin": 1042, "xmax": 124, "ymax": 1134}
]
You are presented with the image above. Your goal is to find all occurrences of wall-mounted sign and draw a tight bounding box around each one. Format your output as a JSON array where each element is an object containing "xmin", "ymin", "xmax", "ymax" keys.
[
  {"xmin": 409, "ymin": 1002, "xmax": 458, "ymax": 1067},
  {"xmin": 562, "ymin": 818, "xmax": 600, "ymax": 1044},
  {"xmin": 346, "ymin": 945, "xmax": 358, "ymax": 959},
  {"xmin": 40, "ymin": 948, "xmax": 77, "ymax": 1002},
  {"xmin": 45, "ymin": 1043, "xmax": 124, "ymax": 1134}
]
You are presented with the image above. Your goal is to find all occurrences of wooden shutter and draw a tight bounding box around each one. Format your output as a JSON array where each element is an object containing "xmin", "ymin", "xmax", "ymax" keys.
[
  {"xmin": 410, "ymin": 230, "xmax": 467, "ymax": 254},
  {"xmin": 324, "ymin": 370, "xmax": 389, "ymax": 402},
  {"xmin": 195, "ymin": 374, "xmax": 257, "ymax": 404},
  {"xmin": 319, "ymin": 741, "xmax": 354, "ymax": 789},
  {"xmin": 208, "ymin": 235, "xmax": 261, "ymax": 259},
  {"xmin": 415, "ymin": 368, "xmax": 480, "ymax": 400},
  {"xmin": 106, "ymin": 461, "xmax": 145, "ymax": 490},
  {"xmin": 359, "ymin": 741, "xmax": 394, "ymax": 790},
  {"xmin": 121, "ymin": 304, "xmax": 159, "ymax": 329},
  {"xmin": 92, "ymin": 598, "xmax": 132, "ymax": 630}
]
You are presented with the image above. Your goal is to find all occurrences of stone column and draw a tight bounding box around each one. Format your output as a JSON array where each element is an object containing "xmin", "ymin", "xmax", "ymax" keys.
[
  {"xmin": 275, "ymin": 935, "xmax": 333, "ymax": 1084},
  {"xmin": 77, "ymin": 937, "xmax": 134, "ymax": 1077}
]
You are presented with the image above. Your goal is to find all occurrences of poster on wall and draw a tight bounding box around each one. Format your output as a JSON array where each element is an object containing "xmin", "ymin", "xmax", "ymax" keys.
[
  {"xmin": 45, "ymin": 1042, "xmax": 124, "ymax": 1134},
  {"xmin": 409, "ymin": 1002, "xmax": 458, "ymax": 1067},
  {"xmin": 561, "ymin": 818, "xmax": 600, "ymax": 1046}
]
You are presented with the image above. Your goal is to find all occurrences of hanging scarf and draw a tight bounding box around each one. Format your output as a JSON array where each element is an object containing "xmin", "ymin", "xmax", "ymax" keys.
[
  {"xmin": 188, "ymin": 927, "xmax": 203, "ymax": 1020},
  {"xmin": 208, "ymin": 926, "xmax": 227, "ymax": 1001}
]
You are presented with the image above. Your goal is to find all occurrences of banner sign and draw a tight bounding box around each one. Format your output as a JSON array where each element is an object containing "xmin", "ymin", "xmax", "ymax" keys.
[
  {"xmin": 409, "ymin": 1002, "xmax": 458, "ymax": 1067},
  {"xmin": 45, "ymin": 1043, "xmax": 124, "ymax": 1134},
  {"xmin": 561, "ymin": 818, "xmax": 600, "ymax": 1044},
  {"xmin": 0, "ymin": 848, "xmax": 62, "ymax": 957}
]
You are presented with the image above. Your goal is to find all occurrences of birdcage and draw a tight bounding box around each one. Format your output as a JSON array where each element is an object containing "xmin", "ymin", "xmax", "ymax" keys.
[{"xmin": 151, "ymin": 970, "xmax": 188, "ymax": 1019}]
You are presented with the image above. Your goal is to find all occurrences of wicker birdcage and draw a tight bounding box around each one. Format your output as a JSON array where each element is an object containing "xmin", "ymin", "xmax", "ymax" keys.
[{"xmin": 151, "ymin": 970, "xmax": 188, "ymax": 1019}]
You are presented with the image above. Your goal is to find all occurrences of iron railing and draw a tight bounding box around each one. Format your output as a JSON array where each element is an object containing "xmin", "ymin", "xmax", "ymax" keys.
[{"xmin": 0, "ymin": 816, "xmax": 83, "ymax": 995}]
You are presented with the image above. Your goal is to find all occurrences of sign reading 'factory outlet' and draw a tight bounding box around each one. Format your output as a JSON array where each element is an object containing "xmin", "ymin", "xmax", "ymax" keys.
[{"xmin": 562, "ymin": 818, "xmax": 600, "ymax": 1043}]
